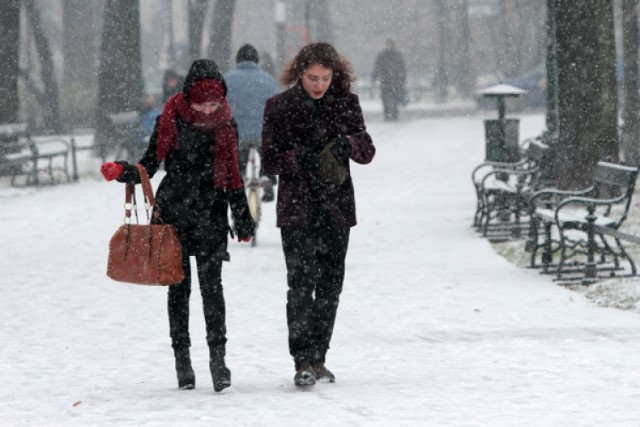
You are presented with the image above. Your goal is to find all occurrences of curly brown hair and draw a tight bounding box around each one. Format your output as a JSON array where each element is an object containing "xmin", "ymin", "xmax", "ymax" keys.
[{"xmin": 279, "ymin": 42, "xmax": 355, "ymax": 93}]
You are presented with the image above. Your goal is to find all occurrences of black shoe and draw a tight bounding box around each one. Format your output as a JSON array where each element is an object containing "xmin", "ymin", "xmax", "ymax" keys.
[
  {"xmin": 209, "ymin": 346, "xmax": 231, "ymax": 392},
  {"xmin": 261, "ymin": 186, "xmax": 274, "ymax": 202},
  {"xmin": 174, "ymin": 347, "xmax": 195, "ymax": 389},
  {"xmin": 294, "ymin": 365, "xmax": 316, "ymax": 386},
  {"xmin": 312, "ymin": 362, "xmax": 335, "ymax": 383}
]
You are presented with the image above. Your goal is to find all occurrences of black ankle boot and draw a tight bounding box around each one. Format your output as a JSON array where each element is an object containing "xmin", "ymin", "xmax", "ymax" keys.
[
  {"xmin": 174, "ymin": 347, "xmax": 195, "ymax": 389},
  {"xmin": 209, "ymin": 346, "xmax": 231, "ymax": 392}
]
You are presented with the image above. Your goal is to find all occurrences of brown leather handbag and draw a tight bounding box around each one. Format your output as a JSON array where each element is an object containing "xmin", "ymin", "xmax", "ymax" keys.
[{"xmin": 107, "ymin": 164, "xmax": 185, "ymax": 285}]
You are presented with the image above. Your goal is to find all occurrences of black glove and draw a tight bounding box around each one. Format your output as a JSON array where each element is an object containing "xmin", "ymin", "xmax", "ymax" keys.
[
  {"xmin": 330, "ymin": 136, "xmax": 352, "ymax": 160},
  {"xmin": 298, "ymin": 147, "xmax": 320, "ymax": 171},
  {"xmin": 227, "ymin": 189, "xmax": 255, "ymax": 239}
]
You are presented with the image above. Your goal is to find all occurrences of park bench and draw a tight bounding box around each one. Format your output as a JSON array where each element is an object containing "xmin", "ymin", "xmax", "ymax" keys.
[
  {"xmin": 472, "ymin": 138, "xmax": 550, "ymax": 240},
  {"xmin": 0, "ymin": 123, "xmax": 72, "ymax": 186},
  {"xmin": 525, "ymin": 161, "xmax": 639, "ymax": 283}
]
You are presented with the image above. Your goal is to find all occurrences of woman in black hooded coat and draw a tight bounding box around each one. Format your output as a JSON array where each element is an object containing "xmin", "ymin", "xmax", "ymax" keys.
[{"xmin": 101, "ymin": 59, "xmax": 254, "ymax": 393}]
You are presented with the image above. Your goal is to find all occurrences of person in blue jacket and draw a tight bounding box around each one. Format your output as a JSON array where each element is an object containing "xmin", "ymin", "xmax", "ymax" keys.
[
  {"xmin": 224, "ymin": 44, "xmax": 280, "ymax": 201},
  {"xmin": 138, "ymin": 94, "xmax": 161, "ymax": 141}
]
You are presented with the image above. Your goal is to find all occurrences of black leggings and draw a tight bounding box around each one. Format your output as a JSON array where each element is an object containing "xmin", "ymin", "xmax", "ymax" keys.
[
  {"xmin": 281, "ymin": 224, "xmax": 350, "ymax": 368},
  {"xmin": 168, "ymin": 252, "xmax": 226, "ymax": 349}
]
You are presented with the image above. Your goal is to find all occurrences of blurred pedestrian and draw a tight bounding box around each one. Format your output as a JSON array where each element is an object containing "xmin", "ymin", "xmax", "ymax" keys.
[
  {"xmin": 262, "ymin": 42, "xmax": 376, "ymax": 386},
  {"xmin": 224, "ymin": 44, "xmax": 280, "ymax": 202},
  {"xmin": 138, "ymin": 94, "xmax": 161, "ymax": 141},
  {"xmin": 100, "ymin": 59, "xmax": 255, "ymax": 393},
  {"xmin": 162, "ymin": 69, "xmax": 184, "ymax": 104},
  {"xmin": 372, "ymin": 39, "xmax": 407, "ymax": 121}
]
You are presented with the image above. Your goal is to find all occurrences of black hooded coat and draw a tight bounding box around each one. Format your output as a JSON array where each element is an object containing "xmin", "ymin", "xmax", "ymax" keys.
[{"xmin": 117, "ymin": 59, "xmax": 254, "ymax": 259}]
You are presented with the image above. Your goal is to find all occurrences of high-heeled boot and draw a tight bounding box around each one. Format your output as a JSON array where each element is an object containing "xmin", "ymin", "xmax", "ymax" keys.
[
  {"xmin": 209, "ymin": 345, "xmax": 231, "ymax": 392},
  {"xmin": 174, "ymin": 346, "xmax": 195, "ymax": 389}
]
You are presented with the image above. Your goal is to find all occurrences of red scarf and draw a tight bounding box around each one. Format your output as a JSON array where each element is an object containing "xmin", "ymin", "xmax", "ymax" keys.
[{"xmin": 156, "ymin": 92, "xmax": 243, "ymax": 190}]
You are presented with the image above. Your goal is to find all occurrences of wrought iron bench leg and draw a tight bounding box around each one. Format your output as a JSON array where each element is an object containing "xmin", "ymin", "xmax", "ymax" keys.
[{"xmin": 584, "ymin": 205, "xmax": 597, "ymax": 279}]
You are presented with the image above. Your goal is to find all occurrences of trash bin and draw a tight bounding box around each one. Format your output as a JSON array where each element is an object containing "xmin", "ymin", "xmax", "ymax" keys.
[
  {"xmin": 484, "ymin": 119, "xmax": 519, "ymax": 163},
  {"xmin": 478, "ymin": 84, "xmax": 526, "ymax": 163}
]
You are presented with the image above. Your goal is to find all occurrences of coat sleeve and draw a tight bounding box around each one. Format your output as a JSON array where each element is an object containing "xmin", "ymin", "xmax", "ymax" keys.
[
  {"xmin": 218, "ymin": 117, "xmax": 255, "ymax": 239},
  {"xmin": 116, "ymin": 116, "xmax": 162, "ymax": 184},
  {"xmin": 342, "ymin": 94, "xmax": 375, "ymax": 165}
]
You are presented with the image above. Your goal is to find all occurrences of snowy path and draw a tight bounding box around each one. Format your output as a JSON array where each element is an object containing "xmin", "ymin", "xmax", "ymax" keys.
[{"xmin": 2, "ymin": 113, "xmax": 640, "ymax": 426}]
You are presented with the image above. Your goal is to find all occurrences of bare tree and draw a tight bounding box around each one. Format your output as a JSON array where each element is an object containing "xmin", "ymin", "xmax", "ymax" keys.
[
  {"xmin": 307, "ymin": 0, "xmax": 334, "ymax": 43},
  {"xmin": 621, "ymin": 0, "xmax": 640, "ymax": 165},
  {"xmin": 189, "ymin": 0, "xmax": 209, "ymax": 61},
  {"xmin": 433, "ymin": 0, "xmax": 449, "ymax": 102},
  {"xmin": 96, "ymin": 0, "xmax": 144, "ymax": 154},
  {"xmin": 63, "ymin": 0, "xmax": 99, "ymax": 87},
  {"xmin": 24, "ymin": 0, "xmax": 63, "ymax": 134},
  {"xmin": 0, "ymin": 0, "xmax": 20, "ymax": 124},
  {"xmin": 450, "ymin": 0, "xmax": 474, "ymax": 98},
  {"xmin": 207, "ymin": 0, "xmax": 237, "ymax": 73},
  {"xmin": 555, "ymin": 0, "xmax": 618, "ymax": 189}
]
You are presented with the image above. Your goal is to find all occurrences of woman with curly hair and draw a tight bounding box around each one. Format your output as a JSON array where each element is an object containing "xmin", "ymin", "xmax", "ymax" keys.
[{"xmin": 262, "ymin": 43, "xmax": 376, "ymax": 386}]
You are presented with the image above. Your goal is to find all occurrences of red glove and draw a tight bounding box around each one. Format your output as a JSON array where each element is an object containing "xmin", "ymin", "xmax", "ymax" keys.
[
  {"xmin": 101, "ymin": 162, "xmax": 123, "ymax": 181},
  {"xmin": 238, "ymin": 236, "xmax": 252, "ymax": 243}
]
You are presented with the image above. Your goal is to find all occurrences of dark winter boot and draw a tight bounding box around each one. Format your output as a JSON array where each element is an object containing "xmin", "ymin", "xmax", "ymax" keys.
[
  {"xmin": 209, "ymin": 346, "xmax": 231, "ymax": 392},
  {"xmin": 294, "ymin": 364, "xmax": 316, "ymax": 386},
  {"xmin": 312, "ymin": 362, "xmax": 335, "ymax": 383},
  {"xmin": 174, "ymin": 347, "xmax": 195, "ymax": 389}
]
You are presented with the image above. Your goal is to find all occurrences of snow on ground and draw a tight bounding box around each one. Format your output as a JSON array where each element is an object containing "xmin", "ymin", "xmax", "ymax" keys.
[{"xmin": 2, "ymin": 108, "xmax": 640, "ymax": 426}]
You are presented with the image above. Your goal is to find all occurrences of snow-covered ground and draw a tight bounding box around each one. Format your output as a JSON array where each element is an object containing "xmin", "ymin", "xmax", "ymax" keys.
[{"xmin": 3, "ymin": 109, "xmax": 640, "ymax": 426}]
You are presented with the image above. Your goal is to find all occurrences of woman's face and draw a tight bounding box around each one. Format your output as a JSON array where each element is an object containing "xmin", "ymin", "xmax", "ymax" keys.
[
  {"xmin": 300, "ymin": 63, "xmax": 333, "ymax": 99},
  {"xmin": 190, "ymin": 101, "xmax": 221, "ymax": 115}
]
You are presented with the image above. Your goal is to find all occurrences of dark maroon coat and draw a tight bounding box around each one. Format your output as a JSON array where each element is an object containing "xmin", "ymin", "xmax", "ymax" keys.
[{"xmin": 262, "ymin": 83, "xmax": 375, "ymax": 228}]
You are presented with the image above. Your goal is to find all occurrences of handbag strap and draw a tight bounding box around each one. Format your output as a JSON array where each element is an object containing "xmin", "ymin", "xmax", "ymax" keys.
[
  {"xmin": 124, "ymin": 183, "xmax": 137, "ymax": 223},
  {"xmin": 123, "ymin": 164, "xmax": 158, "ymax": 223},
  {"xmin": 135, "ymin": 163, "xmax": 156, "ymax": 208}
]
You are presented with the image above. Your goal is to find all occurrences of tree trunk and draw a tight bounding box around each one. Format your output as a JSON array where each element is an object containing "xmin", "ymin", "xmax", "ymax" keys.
[
  {"xmin": 545, "ymin": 0, "xmax": 558, "ymax": 135},
  {"xmin": 455, "ymin": 0, "xmax": 474, "ymax": 98},
  {"xmin": 24, "ymin": 0, "xmax": 63, "ymax": 134},
  {"xmin": 621, "ymin": 0, "xmax": 640, "ymax": 165},
  {"xmin": 63, "ymin": 0, "xmax": 98, "ymax": 87},
  {"xmin": 555, "ymin": 0, "xmax": 618, "ymax": 189},
  {"xmin": 97, "ymin": 0, "xmax": 144, "ymax": 154},
  {"xmin": 307, "ymin": 0, "xmax": 334, "ymax": 44},
  {"xmin": 189, "ymin": 0, "xmax": 209, "ymax": 61},
  {"xmin": 434, "ymin": 0, "xmax": 449, "ymax": 103},
  {"xmin": 207, "ymin": 0, "xmax": 236, "ymax": 73},
  {"xmin": 0, "ymin": 0, "xmax": 20, "ymax": 124}
]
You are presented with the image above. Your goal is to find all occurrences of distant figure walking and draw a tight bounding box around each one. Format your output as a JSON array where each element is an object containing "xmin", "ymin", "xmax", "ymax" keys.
[
  {"xmin": 372, "ymin": 39, "xmax": 407, "ymax": 121},
  {"xmin": 224, "ymin": 44, "xmax": 280, "ymax": 202}
]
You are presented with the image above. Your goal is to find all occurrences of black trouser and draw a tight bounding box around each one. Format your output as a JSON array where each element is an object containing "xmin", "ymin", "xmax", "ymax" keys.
[
  {"xmin": 381, "ymin": 88, "xmax": 400, "ymax": 121},
  {"xmin": 168, "ymin": 252, "xmax": 226, "ymax": 350},
  {"xmin": 281, "ymin": 223, "xmax": 350, "ymax": 368}
]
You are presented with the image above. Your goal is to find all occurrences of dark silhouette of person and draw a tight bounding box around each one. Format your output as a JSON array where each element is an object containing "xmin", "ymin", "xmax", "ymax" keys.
[{"xmin": 372, "ymin": 39, "xmax": 407, "ymax": 121}]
